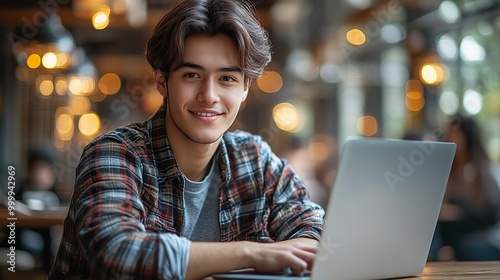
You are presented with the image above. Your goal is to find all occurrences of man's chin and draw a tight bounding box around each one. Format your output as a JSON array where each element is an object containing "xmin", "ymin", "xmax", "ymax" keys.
[{"xmin": 184, "ymin": 132, "xmax": 224, "ymax": 145}]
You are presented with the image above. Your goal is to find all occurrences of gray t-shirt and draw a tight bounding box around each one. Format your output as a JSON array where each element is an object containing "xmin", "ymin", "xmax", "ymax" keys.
[{"xmin": 182, "ymin": 157, "xmax": 221, "ymax": 241}]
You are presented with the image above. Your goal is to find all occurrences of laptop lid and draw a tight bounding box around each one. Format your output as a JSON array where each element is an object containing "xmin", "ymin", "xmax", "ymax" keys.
[{"xmin": 312, "ymin": 137, "xmax": 456, "ymax": 280}]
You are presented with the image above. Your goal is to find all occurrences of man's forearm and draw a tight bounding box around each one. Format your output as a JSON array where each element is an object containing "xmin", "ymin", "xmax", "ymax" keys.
[
  {"xmin": 186, "ymin": 241, "xmax": 253, "ymax": 280},
  {"xmin": 185, "ymin": 238, "xmax": 319, "ymax": 280}
]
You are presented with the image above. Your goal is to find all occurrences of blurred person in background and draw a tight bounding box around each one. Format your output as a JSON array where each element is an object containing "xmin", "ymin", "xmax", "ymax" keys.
[
  {"xmin": 431, "ymin": 113, "xmax": 500, "ymax": 261},
  {"xmin": 16, "ymin": 146, "xmax": 60, "ymax": 208},
  {"xmin": 0, "ymin": 145, "xmax": 62, "ymax": 273},
  {"xmin": 17, "ymin": 146, "xmax": 61, "ymax": 272}
]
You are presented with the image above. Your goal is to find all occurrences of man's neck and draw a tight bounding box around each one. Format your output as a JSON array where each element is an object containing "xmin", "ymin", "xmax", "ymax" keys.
[
  {"xmin": 175, "ymin": 141, "xmax": 219, "ymax": 182},
  {"xmin": 165, "ymin": 123, "xmax": 220, "ymax": 183}
]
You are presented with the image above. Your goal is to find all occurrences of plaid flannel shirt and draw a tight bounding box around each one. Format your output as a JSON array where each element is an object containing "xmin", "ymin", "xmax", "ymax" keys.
[{"xmin": 49, "ymin": 102, "xmax": 325, "ymax": 279}]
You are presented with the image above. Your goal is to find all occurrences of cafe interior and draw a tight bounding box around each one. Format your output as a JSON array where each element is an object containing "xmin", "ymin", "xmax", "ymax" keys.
[{"xmin": 1, "ymin": 0, "xmax": 500, "ymax": 278}]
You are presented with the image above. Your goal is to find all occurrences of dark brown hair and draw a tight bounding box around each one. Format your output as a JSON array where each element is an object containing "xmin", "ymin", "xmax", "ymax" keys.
[
  {"xmin": 145, "ymin": 0, "xmax": 272, "ymax": 83},
  {"xmin": 448, "ymin": 112, "xmax": 490, "ymax": 164}
]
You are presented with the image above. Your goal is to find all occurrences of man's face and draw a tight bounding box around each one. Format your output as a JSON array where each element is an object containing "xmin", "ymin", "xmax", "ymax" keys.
[{"xmin": 156, "ymin": 34, "xmax": 248, "ymax": 145}]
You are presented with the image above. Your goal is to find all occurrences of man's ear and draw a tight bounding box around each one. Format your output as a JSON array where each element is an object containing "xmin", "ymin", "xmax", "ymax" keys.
[
  {"xmin": 153, "ymin": 69, "xmax": 167, "ymax": 97},
  {"xmin": 242, "ymin": 81, "xmax": 250, "ymax": 102}
]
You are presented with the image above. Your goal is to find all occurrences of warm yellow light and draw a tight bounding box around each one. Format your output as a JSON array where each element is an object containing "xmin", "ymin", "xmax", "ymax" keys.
[
  {"xmin": 89, "ymin": 91, "xmax": 107, "ymax": 102},
  {"xmin": 407, "ymin": 91, "xmax": 423, "ymax": 100},
  {"xmin": 99, "ymin": 73, "xmax": 121, "ymax": 95},
  {"xmin": 272, "ymin": 102, "xmax": 300, "ymax": 132},
  {"xmin": 346, "ymin": 29, "xmax": 366, "ymax": 46},
  {"xmin": 55, "ymin": 53, "xmax": 71, "ymax": 68},
  {"xmin": 27, "ymin": 54, "xmax": 41, "ymax": 69},
  {"xmin": 356, "ymin": 116, "xmax": 378, "ymax": 137},
  {"xmin": 42, "ymin": 52, "xmax": 57, "ymax": 69},
  {"xmin": 56, "ymin": 113, "xmax": 74, "ymax": 135},
  {"xmin": 257, "ymin": 71, "xmax": 283, "ymax": 93},
  {"xmin": 420, "ymin": 63, "xmax": 445, "ymax": 85},
  {"xmin": 69, "ymin": 96, "xmax": 91, "ymax": 115},
  {"xmin": 81, "ymin": 78, "xmax": 96, "ymax": 95},
  {"xmin": 69, "ymin": 77, "xmax": 83, "ymax": 95},
  {"xmin": 39, "ymin": 80, "xmax": 54, "ymax": 96},
  {"xmin": 405, "ymin": 80, "xmax": 423, "ymax": 99},
  {"xmin": 79, "ymin": 112, "xmax": 101, "ymax": 136},
  {"xmin": 92, "ymin": 9, "xmax": 110, "ymax": 30},
  {"xmin": 55, "ymin": 77, "xmax": 67, "ymax": 95},
  {"xmin": 406, "ymin": 96, "xmax": 425, "ymax": 111}
]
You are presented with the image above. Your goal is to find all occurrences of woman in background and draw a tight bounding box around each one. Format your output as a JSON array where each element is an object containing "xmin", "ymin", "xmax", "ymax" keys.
[{"xmin": 433, "ymin": 113, "xmax": 500, "ymax": 261}]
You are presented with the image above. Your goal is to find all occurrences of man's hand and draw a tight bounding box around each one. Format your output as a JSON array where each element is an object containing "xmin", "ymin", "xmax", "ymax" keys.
[
  {"xmin": 186, "ymin": 238, "xmax": 319, "ymax": 280},
  {"xmin": 249, "ymin": 238, "xmax": 319, "ymax": 275}
]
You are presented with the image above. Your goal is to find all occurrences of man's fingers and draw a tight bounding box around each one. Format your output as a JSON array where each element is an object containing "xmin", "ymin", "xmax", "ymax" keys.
[
  {"xmin": 289, "ymin": 248, "xmax": 316, "ymax": 270},
  {"xmin": 290, "ymin": 259, "xmax": 308, "ymax": 276},
  {"xmin": 278, "ymin": 244, "xmax": 316, "ymax": 273},
  {"xmin": 251, "ymin": 240, "xmax": 319, "ymax": 275}
]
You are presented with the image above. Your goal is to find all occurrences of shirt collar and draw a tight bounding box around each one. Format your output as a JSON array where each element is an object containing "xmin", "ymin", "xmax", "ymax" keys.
[{"xmin": 147, "ymin": 101, "xmax": 179, "ymax": 178}]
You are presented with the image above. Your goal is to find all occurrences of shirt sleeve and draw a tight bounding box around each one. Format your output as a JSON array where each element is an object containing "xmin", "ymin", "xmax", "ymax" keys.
[
  {"xmin": 73, "ymin": 135, "xmax": 190, "ymax": 279},
  {"xmin": 259, "ymin": 141, "xmax": 325, "ymax": 241}
]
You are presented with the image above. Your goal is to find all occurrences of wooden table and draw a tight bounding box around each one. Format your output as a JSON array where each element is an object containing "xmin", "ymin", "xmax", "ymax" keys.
[
  {"xmin": 416, "ymin": 261, "xmax": 500, "ymax": 279},
  {"xmin": 205, "ymin": 261, "xmax": 500, "ymax": 279},
  {"xmin": 0, "ymin": 206, "xmax": 68, "ymax": 228}
]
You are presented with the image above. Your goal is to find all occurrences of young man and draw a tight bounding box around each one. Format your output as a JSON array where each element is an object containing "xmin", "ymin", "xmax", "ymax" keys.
[{"xmin": 49, "ymin": 0, "xmax": 325, "ymax": 279}]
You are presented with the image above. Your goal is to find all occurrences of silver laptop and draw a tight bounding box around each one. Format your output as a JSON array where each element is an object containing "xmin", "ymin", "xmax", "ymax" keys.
[{"xmin": 212, "ymin": 137, "xmax": 456, "ymax": 280}]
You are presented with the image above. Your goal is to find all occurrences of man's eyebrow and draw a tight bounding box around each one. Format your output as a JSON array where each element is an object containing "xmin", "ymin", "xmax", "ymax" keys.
[{"xmin": 179, "ymin": 62, "xmax": 242, "ymax": 73}]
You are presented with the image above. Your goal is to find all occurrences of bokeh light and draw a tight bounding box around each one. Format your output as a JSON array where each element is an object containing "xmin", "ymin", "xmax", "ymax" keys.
[
  {"xmin": 69, "ymin": 96, "xmax": 91, "ymax": 115},
  {"xmin": 55, "ymin": 108, "xmax": 74, "ymax": 141},
  {"xmin": 420, "ymin": 63, "xmax": 445, "ymax": 85},
  {"xmin": 26, "ymin": 54, "xmax": 41, "ymax": 69},
  {"xmin": 406, "ymin": 80, "xmax": 423, "ymax": 99},
  {"xmin": 463, "ymin": 89, "xmax": 483, "ymax": 115},
  {"xmin": 79, "ymin": 112, "xmax": 101, "ymax": 136},
  {"xmin": 55, "ymin": 76, "xmax": 68, "ymax": 95},
  {"xmin": 92, "ymin": 7, "xmax": 110, "ymax": 30},
  {"xmin": 356, "ymin": 115, "xmax": 378, "ymax": 136},
  {"xmin": 406, "ymin": 96, "xmax": 425, "ymax": 112},
  {"xmin": 346, "ymin": 28, "xmax": 366, "ymax": 46},
  {"xmin": 257, "ymin": 71, "xmax": 283, "ymax": 93},
  {"xmin": 42, "ymin": 52, "xmax": 57, "ymax": 69},
  {"xmin": 39, "ymin": 80, "xmax": 54, "ymax": 96},
  {"xmin": 460, "ymin": 36, "xmax": 486, "ymax": 62},
  {"xmin": 439, "ymin": 91, "xmax": 459, "ymax": 115},
  {"xmin": 273, "ymin": 102, "xmax": 301, "ymax": 132},
  {"xmin": 99, "ymin": 73, "xmax": 121, "ymax": 95}
]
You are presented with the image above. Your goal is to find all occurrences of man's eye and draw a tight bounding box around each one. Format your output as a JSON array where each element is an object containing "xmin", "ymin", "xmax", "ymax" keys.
[
  {"xmin": 185, "ymin": 73, "xmax": 198, "ymax": 78},
  {"xmin": 221, "ymin": 76, "xmax": 236, "ymax": 82}
]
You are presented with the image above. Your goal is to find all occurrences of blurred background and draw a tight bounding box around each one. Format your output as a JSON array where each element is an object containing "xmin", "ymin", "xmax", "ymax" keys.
[
  {"xmin": 2, "ymin": 0, "xmax": 500, "ymax": 203},
  {"xmin": 1, "ymin": 0, "xmax": 500, "ymax": 274}
]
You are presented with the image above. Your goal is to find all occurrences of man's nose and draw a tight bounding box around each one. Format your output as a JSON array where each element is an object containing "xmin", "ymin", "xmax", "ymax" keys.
[{"xmin": 197, "ymin": 78, "xmax": 220, "ymax": 104}]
